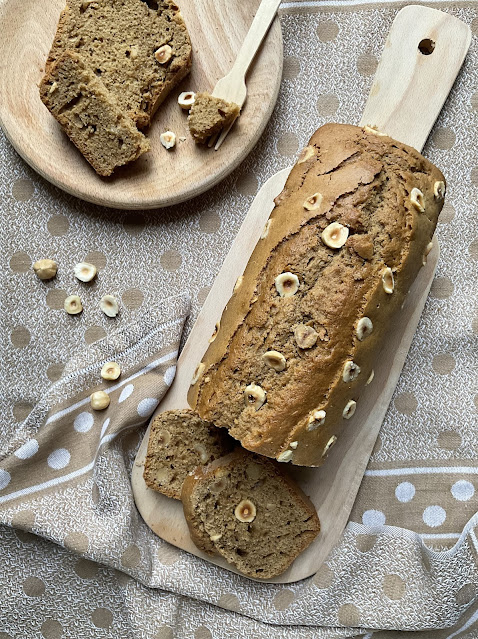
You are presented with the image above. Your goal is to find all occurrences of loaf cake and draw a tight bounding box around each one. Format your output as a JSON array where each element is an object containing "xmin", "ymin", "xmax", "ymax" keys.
[
  {"xmin": 44, "ymin": 0, "xmax": 192, "ymax": 129},
  {"xmin": 143, "ymin": 409, "xmax": 234, "ymax": 499},
  {"xmin": 40, "ymin": 52, "xmax": 150, "ymax": 176},
  {"xmin": 181, "ymin": 449, "xmax": 320, "ymax": 578},
  {"xmin": 188, "ymin": 93, "xmax": 240, "ymax": 144},
  {"xmin": 188, "ymin": 123, "xmax": 445, "ymax": 467}
]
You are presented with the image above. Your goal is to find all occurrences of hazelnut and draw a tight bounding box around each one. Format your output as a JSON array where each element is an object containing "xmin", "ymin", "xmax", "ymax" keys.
[
  {"xmin": 261, "ymin": 219, "xmax": 272, "ymax": 239},
  {"xmin": 64, "ymin": 294, "xmax": 83, "ymax": 315},
  {"xmin": 289, "ymin": 441, "xmax": 298, "ymax": 449},
  {"xmin": 244, "ymin": 383, "xmax": 266, "ymax": 410},
  {"xmin": 74, "ymin": 261, "xmax": 97, "ymax": 282},
  {"xmin": 160, "ymin": 131, "xmax": 176, "ymax": 149},
  {"xmin": 321, "ymin": 222, "xmax": 349, "ymax": 249},
  {"xmin": 343, "ymin": 361, "xmax": 361, "ymax": 383},
  {"xmin": 297, "ymin": 145, "xmax": 316, "ymax": 164},
  {"xmin": 322, "ymin": 435, "xmax": 337, "ymax": 457},
  {"xmin": 262, "ymin": 350, "xmax": 286, "ymax": 372},
  {"xmin": 129, "ymin": 45, "xmax": 139, "ymax": 59},
  {"xmin": 233, "ymin": 275, "xmax": 244, "ymax": 292},
  {"xmin": 303, "ymin": 192, "xmax": 323, "ymax": 211},
  {"xmin": 190, "ymin": 362, "xmax": 205, "ymax": 386},
  {"xmin": 193, "ymin": 443, "xmax": 209, "ymax": 463},
  {"xmin": 178, "ymin": 91, "xmax": 196, "ymax": 109},
  {"xmin": 100, "ymin": 295, "xmax": 119, "ymax": 317},
  {"xmin": 343, "ymin": 400, "xmax": 357, "ymax": 419},
  {"xmin": 356, "ymin": 317, "xmax": 373, "ymax": 341},
  {"xmin": 307, "ymin": 410, "xmax": 326, "ymax": 431},
  {"xmin": 410, "ymin": 188, "xmax": 425, "ymax": 212},
  {"xmin": 155, "ymin": 44, "xmax": 173, "ymax": 64},
  {"xmin": 423, "ymin": 241, "xmax": 433, "ymax": 266},
  {"xmin": 277, "ymin": 450, "xmax": 293, "ymax": 463},
  {"xmin": 294, "ymin": 324, "xmax": 318, "ymax": 349},
  {"xmin": 381, "ymin": 267, "xmax": 394, "ymax": 294},
  {"xmin": 366, "ymin": 370, "xmax": 374, "ymax": 385},
  {"xmin": 275, "ymin": 272, "xmax": 299, "ymax": 298},
  {"xmin": 209, "ymin": 321, "xmax": 220, "ymax": 343},
  {"xmin": 33, "ymin": 258, "xmax": 58, "ymax": 281},
  {"xmin": 234, "ymin": 499, "xmax": 256, "ymax": 523},
  {"xmin": 101, "ymin": 361, "xmax": 121, "ymax": 380},
  {"xmin": 434, "ymin": 181, "xmax": 446, "ymax": 199},
  {"xmin": 156, "ymin": 429, "xmax": 171, "ymax": 446},
  {"xmin": 210, "ymin": 533, "xmax": 223, "ymax": 542},
  {"xmin": 363, "ymin": 125, "xmax": 387, "ymax": 136},
  {"xmin": 90, "ymin": 390, "xmax": 110, "ymax": 410},
  {"xmin": 49, "ymin": 81, "xmax": 58, "ymax": 94}
]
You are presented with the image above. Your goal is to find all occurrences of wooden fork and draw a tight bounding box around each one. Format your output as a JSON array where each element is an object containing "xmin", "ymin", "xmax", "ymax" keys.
[{"xmin": 209, "ymin": 0, "xmax": 282, "ymax": 150}]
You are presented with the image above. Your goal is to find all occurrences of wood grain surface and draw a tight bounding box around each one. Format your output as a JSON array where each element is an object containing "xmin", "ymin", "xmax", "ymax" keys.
[
  {"xmin": 132, "ymin": 5, "xmax": 470, "ymax": 583},
  {"xmin": 0, "ymin": 0, "xmax": 283, "ymax": 210}
]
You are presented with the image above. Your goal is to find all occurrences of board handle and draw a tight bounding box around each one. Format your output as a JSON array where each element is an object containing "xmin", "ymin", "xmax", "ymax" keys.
[{"xmin": 359, "ymin": 6, "xmax": 471, "ymax": 151}]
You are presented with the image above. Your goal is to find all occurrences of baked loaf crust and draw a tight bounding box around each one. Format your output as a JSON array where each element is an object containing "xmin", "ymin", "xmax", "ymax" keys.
[
  {"xmin": 188, "ymin": 123, "xmax": 445, "ymax": 467},
  {"xmin": 44, "ymin": 0, "xmax": 192, "ymax": 129},
  {"xmin": 181, "ymin": 449, "xmax": 320, "ymax": 578},
  {"xmin": 39, "ymin": 51, "xmax": 150, "ymax": 176},
  {"xmin": 187, "ymin": 93, "xmax": 240, "ymax": 144},
  {"xmin": 143, "ymin": 409, "xmax": 234, "ymax": 499}
]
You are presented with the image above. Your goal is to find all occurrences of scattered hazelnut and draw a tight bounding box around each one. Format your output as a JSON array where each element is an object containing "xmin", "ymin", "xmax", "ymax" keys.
[
  {"xmin": 160, "ymin": 131, "xmax": 176, "ymax": 149},
  {"xmin": 210, "ymin": 533, "xmax": 223, "ymax": 542},
  {"xmin": 155, "ymin": 44, "xmax": 173, "ymax": 64},
  {"xmin": 209, "ymin": 321, "xmax": 220, "ymax": 343},
  {"xmin": 244, "ymin": 383, "xmax": 266, "ymax": 410},
  {"xmin": 343, "ymin": 400, "xmax": 357, "ymax": 419},
  {"xmin": 363, "ymin": 125, "xmax": 387, "ymax": 136},
  {"xmin": 49, "ymin": 81, "xmax": 58, "ymax": 94},
  {"xmin": 33, "ymin": 258, "xmax": 58, "ymax": 281},
  {"xmin": 275, "ymin": 272, "xmax": 299, "ymax": 298},
  {"xmin": 178, "ymin": 91, "xmax": 196, "ymax": 109},
  {"xmin": 321, "ymin": 222, "xmax": 349, "ymax": 249},
  {"xmin": 297, "ymin": 145, "xmax": 316, "ymax": 164},
  {"xmin": 156, "ymin": 429, "xmax": 171, "ymax": 446},
  {"xmin": 234, "ymin": 499, "xmax": 256, "ymax": 523},
  {"xmin": 423, "ymin": 241, "xmax": 433, "ymax": 266},
  {"xmin": 74, "ymin": 261, "xmax": 97, "ymax": 282},
  {"xmin": 343, "ymin": 361, "xmax": 361, "ymax": 383},
  {"xmin": 233, "ymin": 275, "xmax": 244, "ymax": 292},
  {"xmin": 129, "ymin": 45, "xmax": 139, "ymax": 59},
  {"xmin": 193, "ymin": 443, "xmax": 209, "ymax": 463},
  {"xmin": 101, "ymin": 361, "xmax": 121, "ymax": 380},
  {"xmin": 100, "ymin": 294, "xmax": 119, "ymax": 317},
  {"xmin": 90, "ymin": 390, "xmax": 110, "ymax": 410},
  {"xmin": 410, "ymin": 188, "xmax": 425, "ymax": 213},
  {"xmin": 366, "ymin": 370, "xmax": 374, "ymax": 385},
  {"xmin": 434, "ymin": 181, "xmax": 446, "ymax": 199},
  {"xmin": 322, "ymin": 435, "xmax": 337, "ymax": 457},
  {"xmin": 190, "ymin": 362, "xmax": 205, "ymax": 386},
  {"xmin": 261, "ymin": 219, "xmax": 272, "ymax": 239},
  {"xmin": 381, "ymin": 267, "xmax": 394, "ymax": 294},
  {"xmin": 356, "ymin": 317, "xmax": 373, "ymax": 341},
  {"xmin": 307, "ymin": 410, "xmax": 326, "ymax": 431},
  {"xmin": 262, "ymin": 350, "xmax": 286, "ymax": 372},
  {"xmin": 289, "ymin": 441, "xmax": 298, "ymax": 449},
  {"xmin": 64, "ymin": 294, "xmax": 83, "ymax": 315},
  {"xmin": 294, "ymin": 324, "xmax": 318, "ymax": 349},
  {"xmin": 277, "ymin": 450, "xmax": 293, "ymax": 463},
  {"xmin": 303, "ymin": 192, "xmax": 323, "ymax": 211}
]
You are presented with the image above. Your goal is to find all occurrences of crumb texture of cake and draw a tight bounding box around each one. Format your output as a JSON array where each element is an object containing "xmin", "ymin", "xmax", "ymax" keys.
[
  {"xmin": 39, "ymin": 51, "xmax": 150, "ymax": 176},
  {"xmin": 44, "ymin": 0, "xmax": 192, "ymax": 129},
  {"xmin": 187, "ymin": 92, "xmax": 240, "ymax": 144},
  {"xmin": 188, "ymin": 123, "xmax": 445, "ymax": 467},
  {"xmin": 181, "ymin": 449, "xmax": 320, "ymax": 578},
  {"xmin": 143, "ymin": 409, "xmax": 234, "ymax": 500}
]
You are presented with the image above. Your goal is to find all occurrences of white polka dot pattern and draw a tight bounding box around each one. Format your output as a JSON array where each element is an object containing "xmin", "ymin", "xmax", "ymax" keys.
[
  {"xmin": 47, "ymin": 449, "xmax": 71, "ymax": 471},
  {"xmin": 74, "ymin": 412, "xmax": 94, "ymax": 433}
]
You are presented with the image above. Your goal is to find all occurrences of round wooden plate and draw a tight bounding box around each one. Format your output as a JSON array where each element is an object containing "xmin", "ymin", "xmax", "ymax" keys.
[{"xmin": 0, "ymin": 0, "xmax": 282, "ymax": 210}]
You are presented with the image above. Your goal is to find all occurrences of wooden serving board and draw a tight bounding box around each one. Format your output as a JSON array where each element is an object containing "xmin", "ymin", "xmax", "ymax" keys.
[
  {"xmin": 132, "ymin": 6, "xmax": 471, "ymax": 583},
  {"xmin": 0, "ymin": 0, "xmax": 282, "ymax": 210}
]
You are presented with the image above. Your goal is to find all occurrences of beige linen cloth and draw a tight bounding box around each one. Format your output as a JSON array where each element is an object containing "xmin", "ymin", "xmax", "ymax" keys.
[{"xmin": 1, "ymin": 1, "xmax": 478, "ymax": 637}]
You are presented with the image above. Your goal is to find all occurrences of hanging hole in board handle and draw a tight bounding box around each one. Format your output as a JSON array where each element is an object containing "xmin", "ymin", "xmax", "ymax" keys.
[{"xmin": 418, "ymin": 38, "xmax": 435, "ymax": 55}]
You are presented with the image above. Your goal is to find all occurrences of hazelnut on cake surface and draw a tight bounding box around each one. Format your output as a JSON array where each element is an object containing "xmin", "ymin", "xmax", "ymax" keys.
[
  {"xmin": 181, "ymin": 448, "xmax": 320, "ymax": 578},
  {"xmin": 187, "ymin": 92, "xmax": 240, "ymax": 144},
  {"xmin": 188, "ymin": 123, "xmax": 445, "ymax": 467}
]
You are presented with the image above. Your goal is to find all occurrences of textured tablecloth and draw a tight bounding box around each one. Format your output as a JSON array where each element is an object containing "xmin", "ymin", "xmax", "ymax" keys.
[{"xmin": 1, "ymin": 1, "xmax": 478, "ymax": 637}]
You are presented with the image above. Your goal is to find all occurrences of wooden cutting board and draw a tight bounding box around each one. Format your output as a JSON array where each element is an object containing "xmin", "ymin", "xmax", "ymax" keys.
[
  {"xmin": 132, "ymin": 6, "xmax": 471, "ymax": 583},
  {"xmin": 0, "ymin": 0, "xmax": 282, "ymax": 210}
]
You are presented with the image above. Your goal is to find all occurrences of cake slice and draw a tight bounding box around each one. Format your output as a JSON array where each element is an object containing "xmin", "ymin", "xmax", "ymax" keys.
[
  {"xmin": 181, "ymin": 449, "xmax": 320, "ymax": 578},
  {"xmin": 40, "ymin": 51, "xmax": 150, "ymax": 176},
  {"xmin": 143, "ymin": 409, "xmax": 234, "ymax": 500},
  {"xmin": 44, "ymin": 0, "xmax": 192, "ymax": 129},
  {"xmin": 187, "ymin": 93, "xmax": 240, "ymax": 144}
]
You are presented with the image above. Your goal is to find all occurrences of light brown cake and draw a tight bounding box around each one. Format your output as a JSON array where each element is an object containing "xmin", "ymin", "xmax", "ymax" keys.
[
  {"xmin": 187, "ymin": 92, "xmax": 240, "ymax": 144},
  {"xmin": 188, "ymin": 123, "xmax": 445, "ymax": 467},
  {"xmin": 181, "ymin": 449, "xmax": 320, "ymax": 578},
  {"xmin": 143, "ymin": 409, "xmax": 234, "ymax": 500},
  {"xmin": 39, "ymin": 51, "xmax": 150, "ymax": 176}
]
